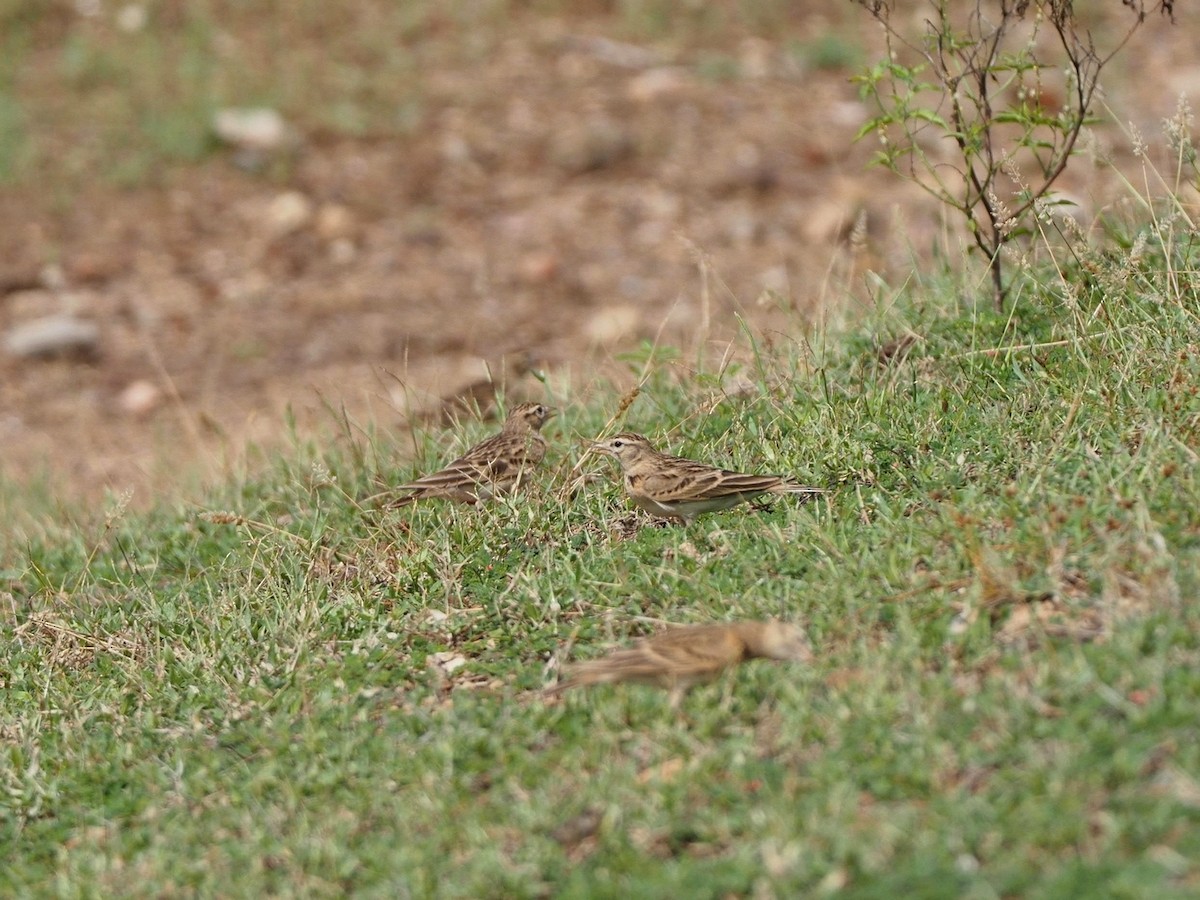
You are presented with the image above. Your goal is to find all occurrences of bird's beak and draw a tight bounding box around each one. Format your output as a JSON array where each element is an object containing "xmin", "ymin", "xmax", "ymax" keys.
[{"xmin": 588, "ymin": 440, "xmax": 614, "ymax": 455}]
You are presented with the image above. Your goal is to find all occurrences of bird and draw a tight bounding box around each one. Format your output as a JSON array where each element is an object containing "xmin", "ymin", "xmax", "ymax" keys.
[
  {"xmin": 589, "ymin": 432, "xmax": 823, "ymax": 524},
  {"xmin": 387, "ymin": 402, "xmax": 556, "ymax": 505},
  {"xmin": 543, "ymin": 620, "xmax": 812, "ymax": 708}
]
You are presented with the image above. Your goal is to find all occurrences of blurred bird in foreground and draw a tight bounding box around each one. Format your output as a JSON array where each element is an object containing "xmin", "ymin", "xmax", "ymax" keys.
[
  {"xmin": 543, "ymin": 620, "xmax": 812, "ymax": 708},
  {"xmin": 590, "ymin": 432, "xmax": 823, "ymax": 524},
  {"xmin": 388, "ymin": 402, "xmax": 555, "ymax": 505}
]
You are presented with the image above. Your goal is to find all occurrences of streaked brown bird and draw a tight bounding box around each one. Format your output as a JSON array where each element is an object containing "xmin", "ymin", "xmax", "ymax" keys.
[
  {"xmin": 389, "ymin": 402, "xmax": 555, "ymax": 505},
  {"xmin": 590, "ymin": 432, "xmax": 823, "ymax": 524},
  {"xmin": 544, "ymin": 620, "xmax": 812, "ymax": 708}
]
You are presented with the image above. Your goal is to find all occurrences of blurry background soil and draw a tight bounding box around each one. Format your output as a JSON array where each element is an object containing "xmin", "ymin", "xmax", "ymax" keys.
[{"xmin": 0, "ymin": 1, "xmax": 1195, "ymax": 511}]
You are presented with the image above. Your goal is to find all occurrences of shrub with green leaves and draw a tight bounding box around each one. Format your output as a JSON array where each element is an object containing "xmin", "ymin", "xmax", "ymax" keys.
[{"xmin": 853, "ymin": 0, "xmax": 1176, "ymax": 308}]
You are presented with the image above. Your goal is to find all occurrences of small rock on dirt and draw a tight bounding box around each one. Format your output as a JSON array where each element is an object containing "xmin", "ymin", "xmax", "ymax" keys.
[
  {"xmin": 118, "ymin": 379, "xmax": 164, "ymax": 417},
  {"xmin": 550, "ymin": 119, "xmax": 633, "ymax": 174},
  {"xmin": 627, "ymin": 67, "xmax": 691, "ymax": 102},
  {"xmin": 518, "ymin": 251, "xmax": 559, "ymax": 285},
  {"xmin": 315, "ymin": 203, "xmax": 357, "ymax": 241},
  {"xmin": 116, "ymin": 3, "xmax": 148, "ymax": 32},
  {"xmin": 213, "ymin": 107, "xmax": 290, "ymax": 153},
  {"xmin": 3, "ymin": 316, "xmax": 99, "ymax": 360},
  {"xmin": 586, "ymin": 305, "xmax": 640, "ymax": 343},
  {"xmin": 264, "ymin": 191, "xmax": 314, "ymax": 237}
]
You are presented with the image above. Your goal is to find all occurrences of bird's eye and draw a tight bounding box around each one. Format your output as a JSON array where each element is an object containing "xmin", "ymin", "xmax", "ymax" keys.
[{"xmin": 613, "ymin": 440, "xmax": 624, "ymax": 448}]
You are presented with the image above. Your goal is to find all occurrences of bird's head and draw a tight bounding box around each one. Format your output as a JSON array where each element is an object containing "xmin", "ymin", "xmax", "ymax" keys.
[
  {"xmin": 590, "ymin": 432, "xmax": 657, "ymax": 466},
  {"xmin": 758, "ymin": 621, "xmax": 813, "ymax": 663},
  {"xmin": 507, "ymin": 402, "xmax": 556, "ymax": 432}
]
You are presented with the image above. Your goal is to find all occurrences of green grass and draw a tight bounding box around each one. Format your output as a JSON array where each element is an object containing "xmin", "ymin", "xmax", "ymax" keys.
[{"xmin": 4, "ymin": 209, "xmax": 1200, "ymax": 895}]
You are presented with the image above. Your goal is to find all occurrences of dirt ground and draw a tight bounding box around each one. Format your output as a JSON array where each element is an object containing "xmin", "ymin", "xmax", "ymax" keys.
[{"xmin": 1, "ymin": 4, "xmax": 1196, "ymax": 512}]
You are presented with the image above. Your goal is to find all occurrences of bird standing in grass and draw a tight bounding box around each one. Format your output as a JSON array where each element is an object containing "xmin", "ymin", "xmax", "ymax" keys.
[
  {"xmin": 544, "ymin": 620, "xmax": 812, "ymax": 708},
  {"xmin": 389, "ymin": 402, "xmax": 556, "ymax": 505},
  {"xmin": 590, "ymin": 432, "xmax": 823, "ymax": 524}
]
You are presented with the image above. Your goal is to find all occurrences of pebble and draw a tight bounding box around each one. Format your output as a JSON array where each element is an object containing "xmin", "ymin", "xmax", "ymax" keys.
[
  {"xmin": 828, "ymin": 100, "xmax": 869, "ymax": 129},
  {"xmin": 517, "ymin": 251, "xmax": 559, "ymax": 285},
  {"xmin": 758, "ymin": 265, "xmax": 790, "ymax": 294},
  {"xmin": 428, "ymin": 651, "xmax": 467, "ymax": 676},
  {"xmin": 585, "ymin": 305, "xmax": 640, "ymax": 343},
  {"xmin": 315, "ymin": 203, "xmax": 356, "ymax": 241},
  {"xmin": 738, "ymin": 37, "xmax": 772, "ymax": 79},
  {"xmin": 627, "ymin": 67, "xmax": 691, "ymax": 102},
  {"xmin": 116, "ymin": 3, "xmax": 147, "ymax": 32},
  {"xmin": 212, "ymin": 107, "xmax": 290, "ymax": 153},
  {"xmin": 328, "ymin": 238, "xmax": 357, "ymax": 265},
  {"xmin": 801, "ymin": 198, "xmax": 853, "ymax": 244},
  {"xmin": 264, "ymin": 191, "xmax": 314, "ymax": 236},
  {"xmin": 563, "ymin": 35, "xmax": 662, "ymax": 70},
  {"xmin": 2, "ymin": 315, "xmax": 99, "ymax": 359},
  {"xmin": 724, "ymin": 208, "xmax": 760, "ymax": 244},
  {"xmin": 550, "ymin": 118, "xmax": 633, "ymax": 174},
  {"xmin": 118, "ymin": 379, "xmax": 163, "ymax": 417}
]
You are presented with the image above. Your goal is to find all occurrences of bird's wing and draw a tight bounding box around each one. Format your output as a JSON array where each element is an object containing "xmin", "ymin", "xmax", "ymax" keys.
[
  {"xmin": 397, "ymin": 456, "xmax": 490, "ymax": 493},
  {"xmin": 557, "ymin": 628, "xmax": 743, "ymax": 691},
  {"xmin": 631, "ymin": 459, "xmax": 720, "ymax": 501},
  {"xmin": 564, "ymin": 639, "xmax": 731, "ymax": 685},
  {"xmin": 398, "ymin": 433, "xmax": 536, "ymax": 493},
  {"xmin": 709, "ymin": 471, "xmax": 792, "ymax": 496},
  {"xmin": 645, "ymin": 625, "xmax": 745, "ymax": 673},
  {"xmin": 636, "ymin": 459, "xmax": 781, "ymax": 501}
]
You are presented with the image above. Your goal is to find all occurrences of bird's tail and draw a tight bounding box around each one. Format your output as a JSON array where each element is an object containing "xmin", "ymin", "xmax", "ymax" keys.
[
  {"xmin": 778, "ymin": 481, "xmax": 826, "ymax": 496},
  {"xmin": 539, "ymin": 678, "xmax": 577, "ymax": 699}
]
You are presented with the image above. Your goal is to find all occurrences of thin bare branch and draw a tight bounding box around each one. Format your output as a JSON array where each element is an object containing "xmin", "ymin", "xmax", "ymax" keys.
[{"xmin": 851, "ymin": 0, "xmax": 1172, "ymax": 310}]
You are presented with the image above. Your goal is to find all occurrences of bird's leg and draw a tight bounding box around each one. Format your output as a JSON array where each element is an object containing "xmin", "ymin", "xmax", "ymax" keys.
[
  {"xmin": 667, "ymin": 682, "xmax": 686, "ymax": 712},
  {"xmin": 717, "ymin": 674, "xmax": 737, "ymax": 713}
]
